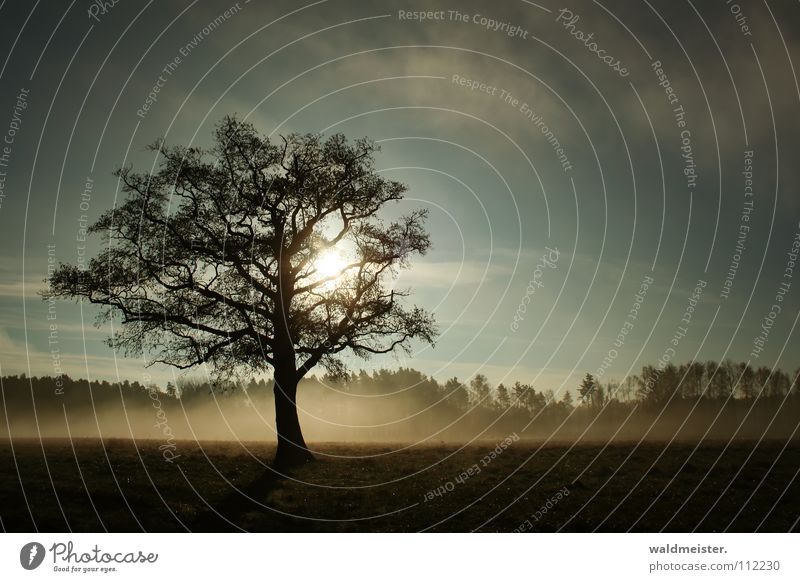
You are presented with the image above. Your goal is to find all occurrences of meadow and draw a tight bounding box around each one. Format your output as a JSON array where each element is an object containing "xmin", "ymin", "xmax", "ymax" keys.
[{"xmin": 1, "ymin": 438, "xmax": 797, "ymax": 532}]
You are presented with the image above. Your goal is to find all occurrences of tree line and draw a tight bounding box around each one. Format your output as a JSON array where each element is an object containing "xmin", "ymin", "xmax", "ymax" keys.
[{"xmin": 1, "ymin": 360, "xmax": 798, "ymax": 443}]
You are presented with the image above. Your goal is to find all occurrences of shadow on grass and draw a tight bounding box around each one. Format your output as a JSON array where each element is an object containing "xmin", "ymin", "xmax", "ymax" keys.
[{"xmin": 190, "ymin": 467, "xmax": 296, "ymax": 532}]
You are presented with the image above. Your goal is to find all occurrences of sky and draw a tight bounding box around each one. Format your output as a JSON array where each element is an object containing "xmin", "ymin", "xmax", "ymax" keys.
[{"xmin": 0, "ymin": 0, "xmax": 799, "ymax": 396}]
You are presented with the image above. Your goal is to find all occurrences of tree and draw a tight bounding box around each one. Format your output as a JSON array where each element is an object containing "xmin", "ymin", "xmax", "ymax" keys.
[
  {"xmin": 721, "ymin": 359, "xmax": 739, "ymax": 398},
  {"xmin": 603, "ymin": 380, "xmax": 620, "ymax": 403},
  {"xmin": 46, "ymin": 116, "xmax": 436, "ymax": 468},
  {"xmin": 561, "ymin": 390, "xmax": 574, "ymax": 409},
  {"xmin": 495, "ymin": 383, "xmax": 511, "ymax": 410},
  {"xmin": 618, "ymin": 375, "xmax": 637, "ymax": 402},
  {"xmin": 578, "ymin": 373, "xmax": 597, "ymax": 405},
  {"xmin": 512, "ymin": 381, "xmax": 530, "ymax": 409},
  {"xmin": 736, "ymin": 362, "xmax": 756, "ymax": 399},
  {"xmin": 681, "ymin": 361, "xmax": 705, "ymax": 399},
  {"xmin": 443, "ymin": 377, "xmax": 469, "ymax": 410},
  {"xmin": 754, "ymin": 366, "xmax": 772, "ymax": 398},
  {"xmin": 469, "ymin": 374, "xmax": 492, "ymax": 408},
  {"xmin": 705, "ymin": 360, "xmax": 731, "ymax": 399},
  {"xmin": 766, "ymin": 369, "xmax": 791, "ymax": 399},
  {"xmin": 595, "ymin": 384, "xmax": 607, "ymax": 407},
  {"xmin": 637, "ymin": 364, "xmax": 678, "ymax": 406},
  {"xmin": 793, "ymin": 368, "xmax": 800, "ymax": 396}
]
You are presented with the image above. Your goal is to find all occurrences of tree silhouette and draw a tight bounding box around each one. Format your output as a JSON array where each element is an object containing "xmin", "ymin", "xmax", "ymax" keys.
[
  {"xmin": 46, "ymin": 116, "xmax": 436, "ymax": 468},
  {"xmin": 577, "ymin": 373, "xmax": 597, "ymax": 405},
  {"xmin": 443, "ymin": 377, "xmax": 469, "ymax": 410},
  {"xmin": 736, "ymin": 362, "xmax": 756, "ymax": 399},
  {"xmin": 469, "ymin": 374, "xmax": 492, "ymax": 408},
  {"xmin": 495, "ymin": 383, "xmax": 511, "ymax": 410}
]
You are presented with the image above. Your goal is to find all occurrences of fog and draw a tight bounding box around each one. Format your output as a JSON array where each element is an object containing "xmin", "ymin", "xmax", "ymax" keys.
[{"xmin": 2, "ymin": 367, "xmax": 799, "ymax": 445}]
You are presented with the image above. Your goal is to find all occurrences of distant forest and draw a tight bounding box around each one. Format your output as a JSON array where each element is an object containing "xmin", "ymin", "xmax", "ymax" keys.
[{"xmin": 1, "ymin": 360, "xmax": 798, "ymax": 443}]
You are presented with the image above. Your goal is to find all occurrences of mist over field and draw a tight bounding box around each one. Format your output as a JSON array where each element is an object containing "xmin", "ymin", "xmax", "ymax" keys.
[{"xmin": 3, "ymin": 365, "xmax": 798, "ymax": 445}]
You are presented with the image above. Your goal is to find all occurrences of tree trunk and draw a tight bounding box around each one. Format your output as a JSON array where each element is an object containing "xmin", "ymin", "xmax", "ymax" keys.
[{"xmin": 273, "ymin": 370, "xmax": 314, "ymax": 469}]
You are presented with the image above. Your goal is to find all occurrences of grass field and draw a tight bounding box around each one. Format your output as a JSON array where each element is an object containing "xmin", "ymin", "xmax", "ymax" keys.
[{"xmin": 0, "ymin": 438, "xmax": 797, "ymax": 532}]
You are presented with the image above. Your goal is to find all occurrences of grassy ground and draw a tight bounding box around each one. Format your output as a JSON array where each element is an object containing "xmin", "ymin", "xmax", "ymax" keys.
[{"xmin": 0, "ymin": 438, "xmax": 797, "ymax": 532}]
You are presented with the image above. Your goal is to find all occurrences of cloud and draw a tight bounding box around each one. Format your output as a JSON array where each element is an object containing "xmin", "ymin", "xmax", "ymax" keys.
[{"xmin": 400, "ymin": 259, "xmax": 511, "ymax": 289}]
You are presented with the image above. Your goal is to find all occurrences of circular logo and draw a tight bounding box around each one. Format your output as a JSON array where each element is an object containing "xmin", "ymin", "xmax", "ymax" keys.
[{"xmin": 19, "ymin": 542, "xmax": 46, "ymax": 570}]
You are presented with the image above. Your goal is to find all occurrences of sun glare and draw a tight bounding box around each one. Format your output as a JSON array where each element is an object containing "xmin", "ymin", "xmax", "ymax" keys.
[{"xmin": 315, "ymin": 249, "xmax": 347, "ymax": 280}]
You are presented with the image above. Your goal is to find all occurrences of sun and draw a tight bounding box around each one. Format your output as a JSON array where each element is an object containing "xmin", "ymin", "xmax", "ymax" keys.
[{"xmin": 314, "ymin": 249, "xmax": 347, "ymax": 280}]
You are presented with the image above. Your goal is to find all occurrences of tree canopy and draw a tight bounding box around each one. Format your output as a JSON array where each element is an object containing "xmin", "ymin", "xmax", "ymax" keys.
[{"xmin": 47, "ymin": 116, "xmax": 437, "ymax": 466}]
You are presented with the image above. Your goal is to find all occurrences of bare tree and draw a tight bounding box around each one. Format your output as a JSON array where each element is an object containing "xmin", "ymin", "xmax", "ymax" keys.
[{"xmin": 47, "ymin": 116, "xmax": 436, "ymax": 468}]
